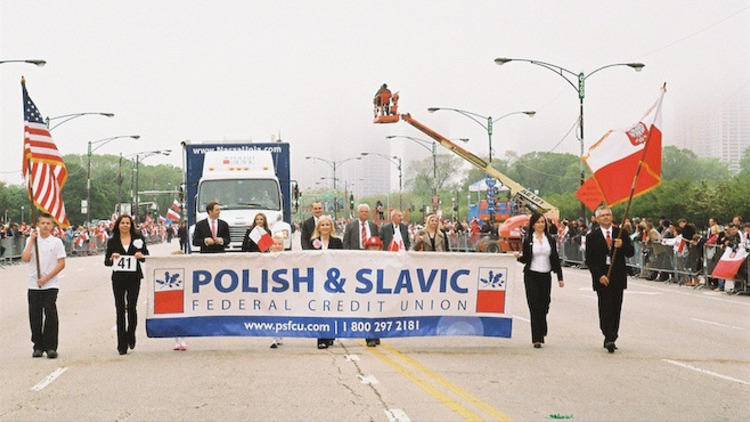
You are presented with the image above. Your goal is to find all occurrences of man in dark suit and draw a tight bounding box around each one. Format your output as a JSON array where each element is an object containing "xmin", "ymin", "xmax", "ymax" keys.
[
  {"xmin": 585, "ymin": 205, "xmax": 634, "ymax": 353},
  {"xmin": 379, "ymin": 209, "xmax": 410, "ymax": 251},
  {"xmin": 343, "ymin": 204, "xmax": 379, "ymax": 250},
  {"xmin": 343, "ymin": 204, "xmax": 380, "ymax": 348},
  {"xmin": 299, "ymin": 201, "xmax": 324, "ymax": 250},
  {"xmin": 192, "ymin": 200, "xmax": 231, "ymax": 253}
]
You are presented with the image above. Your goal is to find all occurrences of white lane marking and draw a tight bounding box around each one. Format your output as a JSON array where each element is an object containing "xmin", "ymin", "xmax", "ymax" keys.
[
  {"xmin": 358, "ymin": 374, "xmax": 379, "ymax": 385},
  {"xmin": 663, "ymin": 359, "xmax": 750, "ymax": 386},
  {"xmin": 512, "ymin": 315, "xmax": 530, "ymax": 323},
  {"xmin": 345, "ymin": 354, "xmax": 360, "ymax": 361},
  {"xmin": 385, "ymin": 408, "xmax": 411, "ymax": 422},
  {"xmin": 631, "ymin": 280, "xmax": 750, "ymax": 307},
  {"xmin": 690, "ymin": 318, "xmax": 744, "ymax": 330},
  {"xmin": 31, "ymin": 367, "xmax": 68, "ymax": 391}
]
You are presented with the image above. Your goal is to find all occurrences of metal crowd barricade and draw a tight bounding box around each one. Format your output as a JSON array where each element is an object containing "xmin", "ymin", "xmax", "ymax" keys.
[
  {"xmin": 1, "ymin": 236, "xmax": 26, "ymax": 265},
  {"xmin": 703, "ymin": 243, "xmax": 749, "ymax": 294},
  {"xmin": 559, "ymin": 234, "xmax": 585, "ymax": 266}
]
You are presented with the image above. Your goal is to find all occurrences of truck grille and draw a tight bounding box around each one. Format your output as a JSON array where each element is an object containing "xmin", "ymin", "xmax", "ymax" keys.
[{"xmin": 230, "ymin": 225, "xmax": 249, "ymax": 244}]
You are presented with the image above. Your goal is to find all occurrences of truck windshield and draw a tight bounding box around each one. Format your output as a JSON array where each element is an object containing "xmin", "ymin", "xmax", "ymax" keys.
[{"xmin": 198, "ymin": 179, "xmax": 281, "ymax": 211}]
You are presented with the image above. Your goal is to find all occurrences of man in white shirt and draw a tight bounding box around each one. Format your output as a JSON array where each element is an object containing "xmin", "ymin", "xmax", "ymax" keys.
[{"xmin": 21, "ymin": 213, "xmax": 66, "ymax": 359}]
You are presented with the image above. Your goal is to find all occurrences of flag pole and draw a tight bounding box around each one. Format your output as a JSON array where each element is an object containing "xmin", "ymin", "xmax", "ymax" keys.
[
  {"xmin": 606, "ymin": 83, "xmax": 667, "ymax": 281},
  {"xmin": 26, "ymin": 157, "xmax": 42, "ymax": 281}
]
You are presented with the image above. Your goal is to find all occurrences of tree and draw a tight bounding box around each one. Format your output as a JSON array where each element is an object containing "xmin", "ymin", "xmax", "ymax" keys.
[
  {"xmin": 404, "ymin": 154, "xmax": 463, "ymax": 194},
  {"xmin": 738, "ymin": 145, "xmax": 750, "ymax": 179},
  {"xmin": 662, "ymin": 146, "xmax": 730, "ymax": 181}
]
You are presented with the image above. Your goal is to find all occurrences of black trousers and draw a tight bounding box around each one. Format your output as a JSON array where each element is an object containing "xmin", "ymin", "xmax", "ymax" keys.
[
  {"xmin": 28, "ymin": 288, "xmax": 59, "ymax": 351},
  {"xmin": 112, "ymin": 279, "xmax": 141, "ymax": 351},
  {"xmin": 596, "ymin": 286, "xmax": 624, "ymax": 343},
  {"xmin": 523, "ymin": 270, "xmax": 552, "ymax": 343}
]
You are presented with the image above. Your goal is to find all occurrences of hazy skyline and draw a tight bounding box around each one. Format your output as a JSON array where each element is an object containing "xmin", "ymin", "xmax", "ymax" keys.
[{"xmin": 2, "ymin": 1, "xmax": 748, "ymax": 191}]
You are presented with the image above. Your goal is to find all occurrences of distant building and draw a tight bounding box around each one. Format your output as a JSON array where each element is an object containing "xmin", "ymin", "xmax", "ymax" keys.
[{"xmin": 679, "ymin": 89, "xmax": 750, "ymax": 174}]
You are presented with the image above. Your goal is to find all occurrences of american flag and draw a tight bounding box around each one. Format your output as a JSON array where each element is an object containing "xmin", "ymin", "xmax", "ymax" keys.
[{"xmin": 22, "ymin": 78, "xmax": 69, "ymax": 228}]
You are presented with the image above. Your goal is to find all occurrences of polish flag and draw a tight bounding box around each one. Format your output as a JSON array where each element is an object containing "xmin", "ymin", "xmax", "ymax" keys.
[
  {"xmin": 158, "ymin": 215, "xmax": 167, "ymax": 224},
  {"xmin": 476, "ymin": 268, "xmax": 507, "ymax": 313},
  {"xmin": 171, "ymin": 199, "xmax": 180, "ymax": 212},
  {"xmin": 154, "ymin": 269, "xmax": 184, "ymax": 314},
  {"xmin": 387, "ymin": 240, "xmax": 402, "ymax": 252},
  {"xmin": 576, "ymin": 87, "xmax": 665, "ymax": 210},
  {"xmin": 711, "ymin": 247, "xmax": 748, "ymax": 280},
  {"xmin": 166, "ymin": 208, "xmax": 180, "ymax": 222},
  {"xmin": 74, "ymin": 231, "xmax": 89, "ymax": 247},
  {"xmin": 249, "ymin": 225, "xmax": 274, "ymax": 252}
]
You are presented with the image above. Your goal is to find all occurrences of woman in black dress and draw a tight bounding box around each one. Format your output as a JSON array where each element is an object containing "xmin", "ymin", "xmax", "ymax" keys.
[
  {"xmin": 514, "ymin": 213, "xmax": 564, "ymax": 349},
  {"xmin": 242, "ymin": 213, "xmax": 271, "ymax": 252},
  {"xmin": 104, "ymin": 214, "xmax": 149, "ymax": 355}
]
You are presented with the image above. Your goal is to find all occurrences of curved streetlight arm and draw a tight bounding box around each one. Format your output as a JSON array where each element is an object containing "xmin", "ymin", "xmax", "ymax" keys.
[
  {"xmin": 305, "ymin": 156, "xmax": 334, "ymax": 169},
  {"xmin": 0, "ymin": 59, "xmax": 46, "ymax": 66},
  {"xmin": 495, "ymin": 57, "xmax": 579, "ymax": 92},
  {"xmin": 491, "ymin": 110, "xmax": 536, "ymax": 124},
  {"xmin": 585, "ymin": 62, "xmax": 645, "ymax": 80},
  {"xmin": 386, "ymin": 135, "xmax": 433, "ymax": 153},
  {"xmin": 361, "ymin": 152, "xmax": 399, "ymax": 167},
  {"xmin": 429, "ymin": 107, "xmax": 489, "ymax": 131},
  {"xmin": 47, "ymin": 112, "xmax": 114, "ymax": 131},
  {"xmin": 90, "ymin": 135, "xmax": 140, "ymax": 154}
]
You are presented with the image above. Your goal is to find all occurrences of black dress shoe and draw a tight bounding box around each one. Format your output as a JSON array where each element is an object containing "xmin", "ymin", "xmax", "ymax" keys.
[
  {"xmin": 118, "ymin": 349, "xmax": 127, "ymax": 355},
  {"xmin": 46, "ymin": 350, "xmax": 58, "ymax": 359},
  {"xmin": 32, "ymin": 349, "xmax": 43, "ymax": 358},
  {"xmin": 605, "ymin": 342, "xmax": 616, "ymax": 353},
  {"xmin": 128, "ymin": 334, "xmax": 136, "ymax": 350},
  {"xmin": 326, "ymin": 339, "xmax": 334, "ymax": 346},
  {"xmin": 366, "ymin": 339, "xmax": 377, "ymax": 347},
  {"xmin": 317, "ymin": 340, "xmax": 328, "ymax": 349}
]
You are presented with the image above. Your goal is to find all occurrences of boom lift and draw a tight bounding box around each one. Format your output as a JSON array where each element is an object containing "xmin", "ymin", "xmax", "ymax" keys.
[{"xmin": 373, "ymin": 87, "xmax": 559, "ymax": 220}]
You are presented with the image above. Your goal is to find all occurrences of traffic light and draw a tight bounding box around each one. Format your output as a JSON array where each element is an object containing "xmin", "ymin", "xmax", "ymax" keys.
[{"xmin": 349, "ymin": 194, "xmax": 354, "ymax": 210}]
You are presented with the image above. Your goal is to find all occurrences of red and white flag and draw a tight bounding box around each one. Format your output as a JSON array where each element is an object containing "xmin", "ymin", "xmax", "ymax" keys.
[
  {"xmin": 249, "ymin": 225, "xmax": 274, "ymax": 252},
  {"xmin": 711, "ymin": 247, "xmax": 748, "ymax": 280},
  {"xmin": 158, "ymin": 215, "xmax": 167, "ymax": 224},
  {"xmin": 171, "ymin": 199, "xmax": 180, "ymax": 212},
  {"xmin": 75, "ymin": 231, "xmax": 89, "ymax": 247},
  {"xmin": 166, "ymin": 208, "xmax": 180, "ymax": 222},
  {"xmin": 21, "ymin": 78, "xmax": 69, "ymax": 228},
  {"xmin": 576, "ymin": 87, "xmax": 665, "ymax": 210}
]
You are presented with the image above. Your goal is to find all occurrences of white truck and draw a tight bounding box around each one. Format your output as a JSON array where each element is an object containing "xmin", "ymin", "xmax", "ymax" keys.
[{"xmin": 183, "ymin": 142, "xmax": 295, "ymax": 252}]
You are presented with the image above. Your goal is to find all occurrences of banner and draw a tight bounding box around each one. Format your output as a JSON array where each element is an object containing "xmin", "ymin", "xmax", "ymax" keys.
[{"xmin": 145, "ymin": 251, "xmax": 518, "ymax": 339}]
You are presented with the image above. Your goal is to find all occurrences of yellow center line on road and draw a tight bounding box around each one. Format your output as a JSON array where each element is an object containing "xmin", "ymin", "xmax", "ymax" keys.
[
  {"xmin": 364, "ymin": 342, "xmax": 484, "ymax": 422},
  {"xmin": 380, "ymin": 343, "xmax": 513, "ymax": 422}
]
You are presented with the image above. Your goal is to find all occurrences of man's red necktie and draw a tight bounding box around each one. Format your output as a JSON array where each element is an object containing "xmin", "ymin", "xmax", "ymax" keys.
[
  {"xmin": 606, "ymin": 230, "xmax": 612, "ymax": 249},
  {"xmin": 361, "ymin": 222, "xmax": 366, "ymax": 249},
  {"xmin": 211, "ymin": 219, "xmax": 217, "ymax": 238}
]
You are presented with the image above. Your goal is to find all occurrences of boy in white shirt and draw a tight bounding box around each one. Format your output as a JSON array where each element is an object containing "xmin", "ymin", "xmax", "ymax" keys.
[{"xmin": 21, "ymin": 213, "xmax": 66, "ymax": 359}]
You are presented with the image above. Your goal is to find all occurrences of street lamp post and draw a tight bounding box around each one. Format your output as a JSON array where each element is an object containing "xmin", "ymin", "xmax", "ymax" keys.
[
  {"xmin": 360, "ymin": 152, "xmax": 403, "ymax": 211},
  {"xmin": 494, "ymin": 57, "xmax": 644, "ymax": 219},
  {"xmin": 46, "ymin": 112, "xmax": 114, "ymax": 131},
  {"xmin": 305, "ymin": 155, "xmax": 362, "ymax": 218},
  {"xmin": 427, "ymin": 107, "xmax": 535, "ymax": 163},
  {"xmin": 130, "ymin": 150, "xmax": 171, "ymax": 221},
  {"xmin": 87, "ymin": 135, "xmax": 140, "ymax": 225},
  {"xmin": 0, "ymin": 59, "xmax": 46, "ymax": 66}
]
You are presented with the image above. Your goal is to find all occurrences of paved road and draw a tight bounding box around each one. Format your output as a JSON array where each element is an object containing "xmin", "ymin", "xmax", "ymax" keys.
[{"xmin": 1, "ymin": 239, "xmax": 748, "ymax": 421}]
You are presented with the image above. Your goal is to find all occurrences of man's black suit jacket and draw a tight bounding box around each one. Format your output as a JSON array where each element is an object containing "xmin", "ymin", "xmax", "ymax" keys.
[
  {"xmin": 379, "ymin": 222, "xmax": 410, "ymax": 251},
  {"xmin": 192, "ymin": 218, "xmax": 231, "ymax": 253},
  {"xmin": 342, "ymin": 220, "xmax": 379, "ymax": 250},
  {"xmin": 300, "ymin": 216, "xmax": 316, "ymax": 250},
  {"xmin": 585, "ymin": 226, "xmax": 634, "ymax": 290}
]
